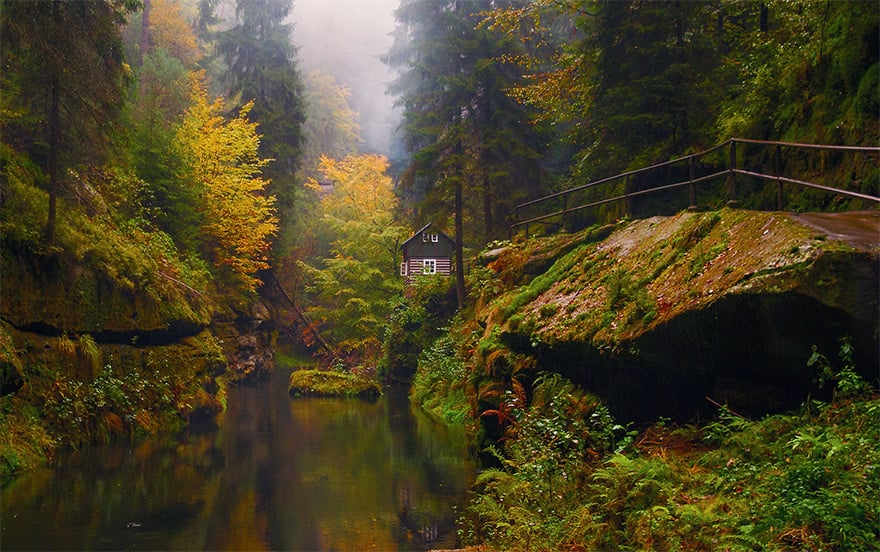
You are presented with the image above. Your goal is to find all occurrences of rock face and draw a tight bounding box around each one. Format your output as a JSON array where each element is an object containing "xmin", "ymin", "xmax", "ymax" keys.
[
  {"xmin": 0, "ymin": 245, "xmax": 277, "ymax": 464},
  {"xmin": 213, "ymin": 301, "xmax": 276, "ymax": 383},
  {"xmin": 1, "ymin": 249, "xmax": 212, "ymax": 337},
  {"xmin": 481, "ymin": 209, "xmax": 879, "ymax": 422}
]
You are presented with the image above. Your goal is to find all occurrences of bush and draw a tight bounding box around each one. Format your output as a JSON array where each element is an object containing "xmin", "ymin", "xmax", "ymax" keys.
[
  {"xmin": 462, "ymin": 346, "xmax": 879, "ymax": 551},
  {"xmin": 411, "ymin": 333, "xmax": 471, "ymax": 425}
]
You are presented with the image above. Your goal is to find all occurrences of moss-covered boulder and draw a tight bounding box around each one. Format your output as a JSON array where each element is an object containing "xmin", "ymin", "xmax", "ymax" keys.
[
  {"xmin": 288, "ymin": 369, "xmax": 381, "ymax": 400},
  {"xmin": 475, "ymin": 209, "xmax": 879, "ymax": 421}
]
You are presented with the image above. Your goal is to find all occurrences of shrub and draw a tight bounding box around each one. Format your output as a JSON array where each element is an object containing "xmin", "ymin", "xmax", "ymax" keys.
[{"xmin": 411, "ymin": 333, "xmax": 471, "ymax": 425}]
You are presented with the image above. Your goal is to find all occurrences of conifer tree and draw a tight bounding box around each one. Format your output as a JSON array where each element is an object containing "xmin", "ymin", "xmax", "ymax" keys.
[
  {"xmin": 0, "ymin": 0, "xmax": 139, "ymax": 244},
  {"xmin": 216, "ymin": 0, "xmax": 306, "ymax": 257},
  {"xmin": 386, "ymin": 0, "xmax": 552, "ymax": 305}
]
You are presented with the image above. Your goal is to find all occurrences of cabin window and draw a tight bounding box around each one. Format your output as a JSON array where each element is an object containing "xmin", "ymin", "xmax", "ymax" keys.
[
  {"xmin": 422, "ymin": 232, "xmax": 438, "ymax": 243},
  {"xmin": 431, "ymin": 233, "xmax": 439, "ymax": 243},
  {"xmin": 400, "ymin": 262, "xmax": 407, "ymax": 276},
  {"xmin": 422, "ymin": 259, "xmax": 437, "ymax": 275}
]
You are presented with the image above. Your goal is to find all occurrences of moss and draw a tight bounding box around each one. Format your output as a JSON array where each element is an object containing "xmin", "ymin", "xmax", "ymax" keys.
[
  {"xmin": 288, "ymin": 369, "xmax": 381, "ymax": 400},
  {"xmin": 0, "ymin": 397, "xmax": 54, "ymax": 483}
]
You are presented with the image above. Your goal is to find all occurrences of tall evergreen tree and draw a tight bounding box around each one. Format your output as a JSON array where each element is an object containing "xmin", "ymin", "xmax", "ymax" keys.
[
  {"xmin": 386, "ymin": 0, "xmax": 552, "ymax": 305},
  {"xmin": 586, "ymin": 1, "xmax": 721, "ymax": 175},
  {"xmin": 216, "ymin": 0, "xmax": 306, "ymax": 256},
  {"xmin": 0, "ymin": 0, "xmax": 139, "ymax": 244}
]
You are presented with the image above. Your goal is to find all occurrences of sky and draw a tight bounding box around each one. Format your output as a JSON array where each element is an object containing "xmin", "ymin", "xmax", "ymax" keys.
[{"xmin": 291, "ymin": 0, "xmax": 401, "ymax": 156}]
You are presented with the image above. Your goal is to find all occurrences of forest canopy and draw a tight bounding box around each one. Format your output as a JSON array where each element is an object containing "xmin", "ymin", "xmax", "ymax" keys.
[{"xmin": 1, "ymin": 0, "xmax": 876, "ymax": 366}]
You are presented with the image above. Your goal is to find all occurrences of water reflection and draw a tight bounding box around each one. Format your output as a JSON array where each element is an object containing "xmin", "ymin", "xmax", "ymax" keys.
[{"xmin": 1, "ymin": 368, "xmax": 475, "ymax": 551}]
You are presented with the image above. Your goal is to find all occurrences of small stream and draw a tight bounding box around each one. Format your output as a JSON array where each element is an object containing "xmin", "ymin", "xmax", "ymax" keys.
[{"xmin": 1, "ymin": 365, "xmax": 476, "ymax": 551}]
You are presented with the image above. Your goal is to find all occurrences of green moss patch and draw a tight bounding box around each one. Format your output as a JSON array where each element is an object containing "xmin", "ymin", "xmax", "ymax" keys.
[{"xmin": 288, "ymin": 369, "xmax": 381, "ymax": 400}]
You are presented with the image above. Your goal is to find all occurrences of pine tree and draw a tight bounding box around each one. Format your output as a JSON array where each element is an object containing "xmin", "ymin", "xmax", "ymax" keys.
[
  {"xmin": 386, "ymin": 0, "xmax": 552, "ymax": 305},
  {"xmin": 0, "ymin": 0, "xmax": 139, "ymax": 244},
  {"xmin": 587, "ymin": 1, "xmax": 722, "ymax": 174}
]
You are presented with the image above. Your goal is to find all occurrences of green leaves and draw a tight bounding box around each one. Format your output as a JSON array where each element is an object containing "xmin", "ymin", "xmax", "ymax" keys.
[{"xmin": 298, "ymin": 155, "xmax": 408, "ymax": 363}]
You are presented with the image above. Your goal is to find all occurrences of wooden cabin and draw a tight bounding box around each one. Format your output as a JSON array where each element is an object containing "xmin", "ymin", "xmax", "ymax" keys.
[{"xmin": 400, "ymin": 223, "xmax": 455, "ymax": 285}]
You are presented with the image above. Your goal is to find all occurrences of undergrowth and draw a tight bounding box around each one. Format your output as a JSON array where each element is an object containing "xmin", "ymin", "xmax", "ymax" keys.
[
  {"xmin": 461, "ymin": 340, "xmax": 879, "ymax": 551},
  {"xmin": 411, "ymin": 331, "xmax": 473, "ymax": 425}
]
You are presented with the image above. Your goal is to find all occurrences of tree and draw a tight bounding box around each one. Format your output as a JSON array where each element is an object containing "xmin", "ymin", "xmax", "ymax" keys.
[
  {"xmin": 148, "ymin": 0, "xmax": 201, "ymax": 67},
  {"xmin": 300, "ymin": 70, "xmax": 363, "ymax": 181},
  {"xmin": 385, "ymin": 0, "xmax": 553, "ymax": 306},
  {"xmin": 588, "ymin": 1, "xmax": 721, "ymax": 174},
  {"xmin": 123, "ymin": 0, "xmax": 204, "ymax": 247},
  {"xmin": 299, "ymin": 154, "xmax": 409, "ymax": 362},
  {"xmin": 127, "ymin": 49, "xmax": 200, "ymax": 246},
  {"xmin": 0, "ymin": 0, "xmax": 139, "ymax": 244},
  {"xmin": 717, "ymin": 0, "xmax": 879, "ymax": 145},
  {"xmin": 175, "ymin": 78, "xmax": 278, "ymax": 291},
  {"xmin": 216, "ymin": 0, "xmax": 306, "ymax": 255}
]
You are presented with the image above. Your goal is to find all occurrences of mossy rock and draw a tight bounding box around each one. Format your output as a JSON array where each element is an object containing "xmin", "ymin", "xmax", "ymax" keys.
[{"xmin": 288, "ymin": 370, "xmax": 381, "ymax": 400}]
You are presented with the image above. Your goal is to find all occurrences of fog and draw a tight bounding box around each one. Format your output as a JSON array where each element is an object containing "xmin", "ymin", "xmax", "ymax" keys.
[{"xmin": 292, "ymin": 0, "xmax": 400, "ymax": 156}]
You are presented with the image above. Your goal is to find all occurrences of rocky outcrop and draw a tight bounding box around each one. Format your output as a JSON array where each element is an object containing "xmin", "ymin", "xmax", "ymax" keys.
[
  {"xmin": 479, "ymin": 209, "xmax": 879, "ymax": 422},
  {"xmin": 1, "ymin": 248, "xmax": 212, "ymax": 337},
  {"xmin": 213, "ymin": 300, "xmax": 276, "ymax": 383},
  {"xmin": 0, "ymin": 246, "xmax": 277, "ymax": 477}
]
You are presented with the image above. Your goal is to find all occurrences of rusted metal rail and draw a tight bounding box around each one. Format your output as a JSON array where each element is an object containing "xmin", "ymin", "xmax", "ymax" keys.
[{"xmin": 511, "ymin": 138, "xmax": 880, "ymax": 238}]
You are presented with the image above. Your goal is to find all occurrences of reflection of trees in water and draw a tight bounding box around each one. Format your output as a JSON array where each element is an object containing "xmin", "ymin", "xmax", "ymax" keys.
[
  {"xmin": 1, "ymin": 373, "xmax": 474, "ymax": 551},
  {"xmin": 396, "ymin": 478, "xmax": 459, "ymax": 549},
  {"xmin": 391, "ymin": 391, "xmax": 475, "ymax": 549}
]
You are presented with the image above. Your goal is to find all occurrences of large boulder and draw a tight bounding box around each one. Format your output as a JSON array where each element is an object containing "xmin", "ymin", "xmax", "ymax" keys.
[{"xmin": 483, "ymin": 209, "xmax": 879, "ymax": 421}]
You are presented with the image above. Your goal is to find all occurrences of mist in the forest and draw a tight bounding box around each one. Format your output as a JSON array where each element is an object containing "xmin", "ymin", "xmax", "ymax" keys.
[{"xmin": 292, "ymin": 0, "xmax": 400, "ymax": 156}]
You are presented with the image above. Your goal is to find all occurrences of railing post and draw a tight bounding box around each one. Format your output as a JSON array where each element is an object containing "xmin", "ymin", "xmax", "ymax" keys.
[
  {"xmin": 688, "ymin": 156, "xmax": 697, "ymax": 211},
  {"xmin": 624, "ymin": 175, "xmax": 633, "ymax": 217},
  {"xmin": 510, "ymin": 212, "xmax": 515, "ymax": 241},
  {"xmin": 775, "ymin": 144, "xmax": 784, "ymax": 211},
  {"xmin": 727, "ymin": 140, "xmax": 738, "ymax": 205},
  {"xmin": 562, "ymin": 193, "xmax": 568, "ymax": 231}
]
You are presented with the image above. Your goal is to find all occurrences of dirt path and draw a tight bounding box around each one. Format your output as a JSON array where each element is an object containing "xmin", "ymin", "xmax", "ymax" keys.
[{"xmin": 792, "ymin": 211, "xmax": 880, "ymax": 251}]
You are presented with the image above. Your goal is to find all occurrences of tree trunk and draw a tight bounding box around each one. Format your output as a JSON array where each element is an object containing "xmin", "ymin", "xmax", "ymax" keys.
[
  {"xmin": 140, "ymin": 0, "xmax": 152, "ymax": 56},
  {"xmin": 455, "ymin": 176, "xmax": 466, "ymax": 309},
  {"xmin": 46, "ymin": 76, "xmax": 60, "ymax": 246},
  {"xmin": 482, "ymin": 181, "xmax": 493, "ymax": 242}
]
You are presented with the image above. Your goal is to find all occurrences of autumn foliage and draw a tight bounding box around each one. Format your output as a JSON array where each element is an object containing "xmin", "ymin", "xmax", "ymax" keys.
[{"xmin": 175, "ymin": 79, "xmax": 278, "ymax": 291}]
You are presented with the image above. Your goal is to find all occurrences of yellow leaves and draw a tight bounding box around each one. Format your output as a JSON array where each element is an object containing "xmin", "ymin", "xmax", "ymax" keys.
[
  {"xmin": 149, "ymin": 0, "xmax": 201, "ymax": 67},
  {"xmin": 176, "ymin": 77, "xmax": 277, "ymax": 291},
  {"xmin": 315, "ymin": 154, "xmax": 397, "ymax": 226}
]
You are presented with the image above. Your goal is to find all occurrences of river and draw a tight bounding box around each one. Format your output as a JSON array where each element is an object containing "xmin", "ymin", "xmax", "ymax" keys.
[{"xmin": 1, "ymin": 365, "xmax": 476, "ymax": 551}]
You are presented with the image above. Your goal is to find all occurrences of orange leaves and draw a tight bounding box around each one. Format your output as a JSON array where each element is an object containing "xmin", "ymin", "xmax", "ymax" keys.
[{"xmin": 148, "ymin": 0, "xmax": 201, "ymax": 67}]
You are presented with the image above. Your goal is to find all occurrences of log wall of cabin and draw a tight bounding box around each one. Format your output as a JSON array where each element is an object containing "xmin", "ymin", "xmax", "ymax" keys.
[{"xmin": 403, "ymin": 256, "xmax": 452, "ymax": 285}]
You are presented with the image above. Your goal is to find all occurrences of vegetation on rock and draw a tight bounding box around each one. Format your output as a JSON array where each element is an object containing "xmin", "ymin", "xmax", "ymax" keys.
[
  {"xmin": 404, "ymin": 211, "xmax": 878, "ymax": 551},
  {"xmin": 288, "ymin": 369, "xmax": 381, "ymax": 400}
]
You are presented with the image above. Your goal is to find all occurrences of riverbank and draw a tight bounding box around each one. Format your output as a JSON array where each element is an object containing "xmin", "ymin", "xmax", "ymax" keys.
[
  {"xmin": 1, "ymin": 365, "xmax": 474, "ymax": 550},
  {"xmin": 403, "ymin": 208, "xmax": 879, "ymax": 550},
  {"xmin": 0, "ymin": 180, "xmax": 278, "ymax": 480}
]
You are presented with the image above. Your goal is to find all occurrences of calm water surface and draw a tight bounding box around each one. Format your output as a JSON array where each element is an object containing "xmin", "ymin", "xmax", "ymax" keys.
[{"xmin": 1, "ymin": 366, "xmax": 475, "ymax": 551}]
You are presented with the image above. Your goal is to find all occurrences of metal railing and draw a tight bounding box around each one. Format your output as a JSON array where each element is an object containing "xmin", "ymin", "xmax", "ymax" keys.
[{"xmin": 510, "ymin": 138, "xmax": 880, "ymax": 238}]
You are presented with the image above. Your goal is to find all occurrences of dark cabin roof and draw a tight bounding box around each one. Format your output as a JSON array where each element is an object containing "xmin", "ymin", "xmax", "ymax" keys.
[{"xmin": 401, "ymin": 223, "xmax": 455, "ymax": 256}]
